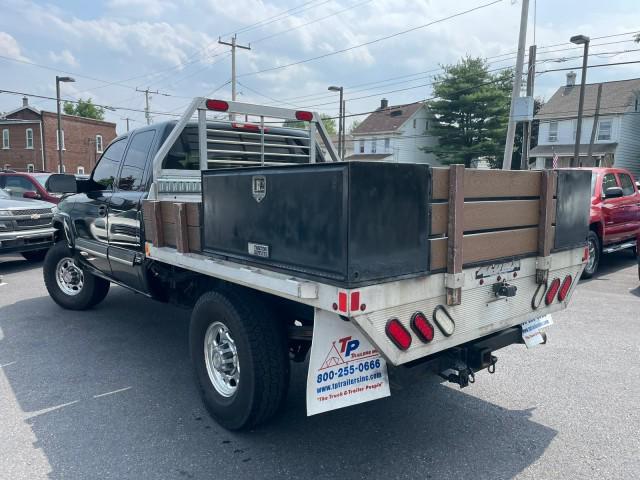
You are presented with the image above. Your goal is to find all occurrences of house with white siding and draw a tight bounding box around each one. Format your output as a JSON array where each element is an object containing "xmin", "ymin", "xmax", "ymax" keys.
[
  {"xmin": 346, "ymin": 99, "xmax": 439, "ymax": 164},
  {"xmin": 530, "ymin": 74, "xmax": 640, "ymax": 179}
]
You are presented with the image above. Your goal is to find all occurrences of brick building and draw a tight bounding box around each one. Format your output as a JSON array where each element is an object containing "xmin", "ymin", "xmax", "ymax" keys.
[{"xmin": 0, "ymin": 97, "xmax": 117, "ymax": 174}]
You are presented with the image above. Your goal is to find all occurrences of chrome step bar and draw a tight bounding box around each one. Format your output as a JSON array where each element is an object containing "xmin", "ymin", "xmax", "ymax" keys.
[{"xmin": 602, "ymin": 240, "xmax": 637, "ymax": 254}]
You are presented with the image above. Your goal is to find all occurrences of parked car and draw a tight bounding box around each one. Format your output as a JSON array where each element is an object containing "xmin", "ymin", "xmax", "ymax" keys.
[
  {"xmin": 0, "ymin": 188, "xmax": 56, "ymax": 261},
  {"xmin": 580, "ymin": 167, "xmax": 640, "ymax": 278},
  {"xmin": 0, "ymin": 171, "xmax": 62, "ymax": 204}
]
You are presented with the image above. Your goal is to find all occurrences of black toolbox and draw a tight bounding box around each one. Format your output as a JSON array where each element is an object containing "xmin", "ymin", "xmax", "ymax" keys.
[{"xmin": 201, "ymin": 162, "xmax": 431, "ymax": 287}]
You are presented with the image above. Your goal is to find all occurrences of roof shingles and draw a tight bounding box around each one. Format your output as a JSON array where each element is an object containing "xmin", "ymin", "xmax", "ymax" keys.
[
  {"xmin": 536, "ymin": 77, "xmax": 640, "ymax": 120},
  {"xmin": 351, "ymin": 102, "xmax": 424, "ymax": 135}
]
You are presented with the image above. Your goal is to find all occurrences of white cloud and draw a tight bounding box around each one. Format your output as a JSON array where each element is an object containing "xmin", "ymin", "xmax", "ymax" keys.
[
  {"xmin": 0, "ymin": 31, "xmax": 28, "ymax": 61},
  {"xmin": 106, "ymin": 0, "xmax": 176, "ymax": 17},
  {"xmin": 48, "ymin": 49, "xmax": 78, "ymax": 67}
]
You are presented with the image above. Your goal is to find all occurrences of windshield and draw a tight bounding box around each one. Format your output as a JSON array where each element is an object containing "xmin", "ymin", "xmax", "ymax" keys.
[{"xmin": 32, "ymin": 173, "xmax": 52, "ymax": 188}]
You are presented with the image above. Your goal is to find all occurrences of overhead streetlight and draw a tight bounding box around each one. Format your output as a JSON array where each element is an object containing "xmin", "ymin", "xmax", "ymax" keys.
[
  {"xmin": 328, "ymin": 85, "xmax": 344, "ymax": 160},
  {"xmin": 56, "ymin": 75, "xmax": 75, "ymax": 173},
  {"xmin": 570, "ymin": 34, "xmax": 590, "ymax": 167}
]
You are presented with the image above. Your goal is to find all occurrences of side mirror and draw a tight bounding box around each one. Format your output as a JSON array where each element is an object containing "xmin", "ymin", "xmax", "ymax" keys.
[
  {"xmin": 22, "ymin": 191, "xmax": 41, "ymax": 200},
  {"xmin": 604, "ymin": 186, "xmax": 623, "ymax": 199},
  {"xmin": 47, "ymin": 174, "xmax": 78, "ymax": 194}
]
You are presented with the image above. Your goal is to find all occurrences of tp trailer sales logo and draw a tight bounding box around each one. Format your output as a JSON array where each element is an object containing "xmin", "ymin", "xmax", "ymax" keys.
[
  {"xmin": 252, "ymin": 175, "xmax": 266, "ymax": 203},
  {"xmin": 307, "ymin": 310, "xmax": 390, "ymax": 416}
]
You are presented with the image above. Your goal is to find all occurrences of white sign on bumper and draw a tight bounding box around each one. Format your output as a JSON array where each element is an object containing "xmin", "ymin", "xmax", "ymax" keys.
[{"xmin": 306, "ymin": 310, "xmax": 390, "ymax": 416}]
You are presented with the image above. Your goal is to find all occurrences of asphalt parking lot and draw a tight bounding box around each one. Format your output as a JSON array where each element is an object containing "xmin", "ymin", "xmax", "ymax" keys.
[{"xmin": 1, "ymin": 252, "xmax": 638, "ymax": 480}]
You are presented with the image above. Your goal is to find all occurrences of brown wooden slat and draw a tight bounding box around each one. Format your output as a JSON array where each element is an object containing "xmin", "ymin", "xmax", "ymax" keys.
[
  {"xmin": 447, "ymin": 165, "xmax": 464, "ymax": 274},
  {"xmin": 161, "ymin": 222, "xmax": 201, "ymax": 251},
  {"xmin": 431, "ymin": 199, "xmax": 546, "ymax": 235},
  {"xmin": 432, "ymin": 168, "xmax": 543, "ymax": 200},
  {"xmin": 538, "ymin": 170, "xmax": 555, "ymax": 257},
  {"xmin": 160, "ymin": 201, "xmax": 200, "ymax": 227},
  {"xmin": 430, "ymin": 227, "xmax": 543, "ymax": 270},
  {"xmin": 149, "ymin": 200, "xmax": 164, "ymax": 247},
  {"xmin": 174, "ymin": 203, "xmax": 189, "ymax": 253}
]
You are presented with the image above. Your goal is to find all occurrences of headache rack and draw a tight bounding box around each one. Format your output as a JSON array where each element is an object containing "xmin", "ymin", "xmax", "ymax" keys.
[{"xmin": 149, "ymin": 98, "xmax": 339, "ymax": 199}]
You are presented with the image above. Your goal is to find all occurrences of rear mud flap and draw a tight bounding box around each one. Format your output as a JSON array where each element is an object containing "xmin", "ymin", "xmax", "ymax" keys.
[{"xmin": 306, "ymin": 309, "xmax": 391, "ymax": 416}]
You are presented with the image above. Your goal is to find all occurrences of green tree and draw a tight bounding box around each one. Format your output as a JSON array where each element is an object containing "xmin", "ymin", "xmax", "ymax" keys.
[
  {"xmin": 284, "ymin": 113, "xmax": 336, "ymax": 134},
  {"xmin": 348, "ymin": 119, "xmax": 361, "ymax": 133},
  {"xmin": 512, "ymin": 98, "xmax": 544, "ymax": 169},
  {"xmin": 424, "ymin": 57, "xmax": 511, "ymax": 168},
  {"xmin": 63, "ymin": 98, "xmax": 105, "ymax": 121}
]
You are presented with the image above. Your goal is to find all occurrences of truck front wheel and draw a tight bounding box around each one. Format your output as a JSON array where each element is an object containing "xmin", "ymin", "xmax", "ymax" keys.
[
  {"xmin": 43, "ymin": 241, "xmax": 110, "ymax": 310},
  {"xmin": 189, "ymin": 290, "xmax": 290, "ymax": 430}
]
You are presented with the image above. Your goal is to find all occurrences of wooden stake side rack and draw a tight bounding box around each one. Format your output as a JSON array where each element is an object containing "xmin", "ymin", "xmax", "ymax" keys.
[{"xmin": 142, "ymin": 166, "xmax": 558, "ymax": 299}]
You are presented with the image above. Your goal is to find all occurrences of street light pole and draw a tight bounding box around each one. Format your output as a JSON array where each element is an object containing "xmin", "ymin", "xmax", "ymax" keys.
[
  {"xmin": 55, "ymin": 75, "xmax": 75, "ymax": 173},
  {"xmin": 328, "ymin": 86, "xmax": 344, "ymax": 159},
  {"xmin": 571, "ymin": 34, "xmax": 590, "ymax": 167}
]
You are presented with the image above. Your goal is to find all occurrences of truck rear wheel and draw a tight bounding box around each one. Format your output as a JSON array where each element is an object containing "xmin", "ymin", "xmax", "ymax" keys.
[
  {"xmin": 582, "ymin": 231, "xmax": 600, "ymax": 279},
  {"xmin": 189, "ymin": 289, "xmax": 290, "ymax": 430},
  {"xmin": 43, "ymin": 241, "xmax": 111, "ymax": 310}
]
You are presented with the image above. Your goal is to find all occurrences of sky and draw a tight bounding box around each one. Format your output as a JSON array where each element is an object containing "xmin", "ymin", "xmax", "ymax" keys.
[{"xmin": 1, "ymin": 0, "xmax": 639, "ymax": 134}]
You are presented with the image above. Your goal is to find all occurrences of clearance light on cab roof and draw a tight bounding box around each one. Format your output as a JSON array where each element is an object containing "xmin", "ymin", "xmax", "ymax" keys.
[{"xmin": 205, "ymin": 99, "xmax": 229, "ymax": 111}]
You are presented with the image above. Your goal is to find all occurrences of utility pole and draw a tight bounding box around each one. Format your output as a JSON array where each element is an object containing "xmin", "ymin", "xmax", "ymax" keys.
[
  {"xmin": 570, "ymin": 35, "xmax": 590, "ymax": 167},
  {"xmin": 219, "ymin": 35, "xmax": 251, "ymax": 120},
  {"xmin": 521, "ymin": 44, "xmax": 537, "ymax": 170},
  {"xmin": 121, "ymin": 117, "xmax": 132, "ymax": 132},
  {"xmin": 586, "ymin": 83, "xmax": 603, "ymax": 166},
  {"xmin": 502, "ymin": 0, "xmax": 530, "ymax": 170},
  {"xmin": 136, "ymin": 87, "xmax": 166, "ymax": 125}
]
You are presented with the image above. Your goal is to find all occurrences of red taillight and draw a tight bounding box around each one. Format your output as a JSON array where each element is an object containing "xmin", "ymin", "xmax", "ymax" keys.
[
  {"xmin": 558, "ymin": 275, "xmax": 572, "ymax": 301},
  {"xmin": 385, "ymin": 319, "xmax": 412, "ymax": 350},
  {"xmin": 206, "ymin": 99, "xmax": 229, "ymax": 111},
  {"xmin": 410, "ymin": 312, "xmax": 434, "ymax": 343},
  {"xmin": 295, "ymin": 110, "xmax": 313, "ymax": 122},
  {"xmin": 545, "ymin": 278, "xmax": 561, "ymax": 305}
]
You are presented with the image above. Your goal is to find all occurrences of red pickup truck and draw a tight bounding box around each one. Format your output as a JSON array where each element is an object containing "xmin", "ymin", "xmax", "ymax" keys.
[{"xmin": 582, "ymin": 167, "xmax": 640, "ymax": 278}]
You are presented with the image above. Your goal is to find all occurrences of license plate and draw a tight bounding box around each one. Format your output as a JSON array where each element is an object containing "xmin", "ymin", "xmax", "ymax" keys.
[
  {"xmin": 521, "ymin": 314, "xmax": 553, "ymax": 348},
  {"xmin": 475, "ymin": 260, "xmax": 520, "ymax": 279}
]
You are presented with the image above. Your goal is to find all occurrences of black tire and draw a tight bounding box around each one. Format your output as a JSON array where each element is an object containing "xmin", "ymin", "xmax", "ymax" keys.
[
  {"xmin": 581, "ymin": 231, "xmax": 600, "ymax": 279},
  {"xmin": 21, "ymin": 249, "xmax": 48, "ymax": 262},
  {"xmin": 190, "ymin": 289, "xmax": 290, "ymax": 431},
  {"xmin": 43, "ymin": 241, "xmax": 111, "ymax": 310}
]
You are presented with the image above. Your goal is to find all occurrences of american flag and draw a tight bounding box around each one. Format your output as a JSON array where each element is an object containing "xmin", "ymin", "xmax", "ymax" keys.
[{"xmin": 552, "ymin": 152, "xmax": 559, "ymax": 169}]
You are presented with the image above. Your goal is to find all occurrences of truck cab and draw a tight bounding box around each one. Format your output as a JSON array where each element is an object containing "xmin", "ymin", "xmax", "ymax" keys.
[{"xmin": 582, "ymin": 167, "xmax": 640, "ymax": 277}]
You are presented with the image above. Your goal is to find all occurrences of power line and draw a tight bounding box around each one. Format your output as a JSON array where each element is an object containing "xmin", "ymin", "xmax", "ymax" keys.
[{"xmin": 237, "ymin": 0, "xmax": 505, "ymax": 78}]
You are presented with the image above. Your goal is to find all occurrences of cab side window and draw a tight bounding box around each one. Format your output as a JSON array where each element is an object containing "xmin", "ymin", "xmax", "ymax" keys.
[
  {"xmin": 602, "ymin": 173, "xmax": 618, "ymax": 194},
  {"xmin": 118, "ymin": 130, "xmax": 156, "ymax": 191},
  {"xmin": 92, "ymin": 139, "xmax": 127, "ymax": 189},
  {"xmin": 618, "ymin": 174, "xmax": 636, "ymax": 196}
]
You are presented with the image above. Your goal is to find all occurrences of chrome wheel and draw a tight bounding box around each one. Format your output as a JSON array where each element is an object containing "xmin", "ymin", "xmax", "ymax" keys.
[
  {"xmin": 55, "ymin": 257, "xmax": 84, "ymax": 296},
  {"xmin": 587, "ymin": 238, "xmax": 597, "ymax": 272},
  {"xmin": 204, "ymin": 321, "xmax": 240, "ymax": 397}
]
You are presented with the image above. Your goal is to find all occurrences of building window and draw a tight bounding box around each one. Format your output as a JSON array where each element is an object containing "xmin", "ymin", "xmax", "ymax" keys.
[
  {"xmin": 384, "ymin": 138, "xmax": 390, "ymax": 150},
  {"xmin": 27, "ymin": 163, "xmax": 34, "ymax": 172},
  {"xmin": 2, "ymin": 129, "xmax": 9, "ymax": 149},
  {"xmin": 413, "ymin": 119, "xmax": 417, "ymax": 129},
  {"xmin": 548, "ymin": 121, "xmax": 558, "ymax": 142},
  {"xmin": 4, "ymin": 163, "xmax": 10, "ymax": 170},
  {"xmin": 371, "ymin": 138, "xmax": 377, "ymax": 153},
  {"xmin": 77, "ymin": 166, "xmax": 85, "ymax": 175},
  {"xmin": 96, "ymin": 135, "xmax": 103, "ymax": 154},
  {"xmin": 56, "ymin": 129, "xmax": 65, "ymax": 150},
  {"xmin": 597, "ymin": 119, "xmax": 612, "ymax": 141},
  {"xmin": 359, "ymin": 139, "xmax": 364, "ymax": 153},
  {"xmin": 25, "ymin": 128, "xmax": 34, "ymax": 149}
]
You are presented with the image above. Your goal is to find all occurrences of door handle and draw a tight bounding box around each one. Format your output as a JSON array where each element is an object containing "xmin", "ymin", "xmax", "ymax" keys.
[{"xmin": 98, "ymin": 206, "xmax": 107, "ymax": 217}]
